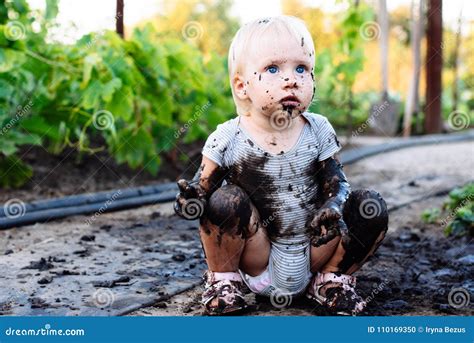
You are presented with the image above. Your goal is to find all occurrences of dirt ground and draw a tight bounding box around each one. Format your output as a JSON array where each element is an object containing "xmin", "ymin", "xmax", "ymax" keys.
[
  {"xmin": 130, "ymin": 141, "xmax": 474, "ymax": 316},
  {"xmin": 1, "ymin": 141, "xmax": 473, "ymax": 316}
]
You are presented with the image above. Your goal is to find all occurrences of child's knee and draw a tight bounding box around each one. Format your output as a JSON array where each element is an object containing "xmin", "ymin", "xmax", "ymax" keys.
[
  {"xmin": 204, "ymin": 184, "xmax": 253, "ymax": 238},
  {"xmin": 343, "ymin": 189, "xmax": 388, "ymax": 236}
]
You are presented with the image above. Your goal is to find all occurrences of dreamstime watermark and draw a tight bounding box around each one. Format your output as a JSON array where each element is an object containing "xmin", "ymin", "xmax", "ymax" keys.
[
  {"xmin": 84, "ymin": 190, "xmax": 122, "ymax": 226},
  {"xmin": 359, "ymin": 21, "xmax": 380, "ymax": 41},
  {"xmin": 4, "ymin": 323, "xmax": 85, "ymax": 337},
  {"xmin": 84, "ymin": 13, "xmax": 123, "ymax": 50},
  {"xmin": 447, "ymin": 110, "xmax": 471, "ymax": 131},
  {"xmin": 3, "ymin": 198, "xmax": 26, "ymax": 219},
  {"xmin": 181, "ymin": 21, "xmax": 204, "ymax": 42},
  {"xmin": 269, "ymin": 108, "xmax": 300, "ymax": 131},
  {"xmin": 92, "ymin": 288, "xmax": 115, "ymax": 308},
  {"xmin": 4, "ymin": 21, "xmax": 26, "ymax": 41},
  {"xmin": 270, "ymin": 287, "xmax": 293, "ymax": 308},
  {"xmin": 261, "ymin": 213, "xmax": 276, "ymax": 229},
  {"xmin": 364, "ymin": 280, "xmax": 388, "ymax": 304},
  {"xmin": 359, "ymin": 198, "xmax": 383, "ymax": 219},
  {"xmin": 174, "ymin": 101, "xmax": 211, "ymax": 139},
  {"xmin": 181, "ymin": 198, "xmax": 206, "ymax": 220},
  {"xmin": 447, "ymin": 287, "xmax": 470, "ymax": 309},
  {"xmin": 440, "ymin": 193, "xmax": 474, "ymax": 228},
  {"xmin": 92, "ymin": 110, "xmax": 115, "ymax": 131},
  {"xmin": 352, "ymin": 100, "xmax": 388, "ymax": 137},
  {"xmin": 1, "ymin": 99, "xmax": 34, "ymax": 136},
  {"xmin": 85, "ymin": 29, "xmax": 106, "ymax": 50}
]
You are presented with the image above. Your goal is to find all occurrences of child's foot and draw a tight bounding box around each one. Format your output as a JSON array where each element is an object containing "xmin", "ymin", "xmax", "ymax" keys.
[
  {"xmin": 201, "ymin": 271, "xmax": 248, "ymax": 316},
  {"xmin": 306, "ymin": 272, "xmax": 366, "ymax": 316}
]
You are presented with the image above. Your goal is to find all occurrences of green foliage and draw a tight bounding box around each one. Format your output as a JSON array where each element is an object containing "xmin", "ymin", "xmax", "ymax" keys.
[
  {"xmin": 309, "ymin": 3, "xmax": 374, "ymax": 127},
  {"xmin": 0, "ymin": 2, "xmax": 234, "ymax": 187},
  {"xmin": 421, "ymin": 207, "xmax": 441, "ymax": 224},
  {"xmin": 420, "ymin": 183, "xmax": 474, "ymax": 237},
  {"xmin": 443, "ymin": 183, "xmax": 474, "ymax": 237},
  {"xmin": 0, "ymin": 155, "xmax": 33, "ymax": 188}
]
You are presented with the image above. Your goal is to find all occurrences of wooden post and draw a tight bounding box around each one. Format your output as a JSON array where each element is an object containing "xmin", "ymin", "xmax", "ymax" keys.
[
  {"xmin": 378, "ymin": 0, "xmax": 389, "ymax": 101},
  {"xmin": 451, "ymin": 11, "xmax": 462, "ymax": 113},
  {"xmin": 425, "ymin": 0, "xmax": 443, "ymax": 134},
  {"xmin": 116, "ymin": 0, "xmax": 124, "ymax": 39},
  {"xmin": 403, "ymin": 0, "xmax": 423, "ymax": 136}
]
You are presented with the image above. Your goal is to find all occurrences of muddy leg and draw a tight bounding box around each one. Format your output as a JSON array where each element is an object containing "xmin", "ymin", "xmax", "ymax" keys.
[
  {"xmin": 199, "ymin": 184, "xmax": 269, "ymax": 273},
  {"xmin": 319, "ymin": 189, "xmax": 389, "ymax": 274}
]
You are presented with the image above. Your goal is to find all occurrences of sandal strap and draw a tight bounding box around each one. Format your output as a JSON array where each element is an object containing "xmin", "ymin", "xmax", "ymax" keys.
[
  {"xmin": 315, "ymin": 272, "xmax": 356, "ymax": 287},
  {"xmin": 204, "ymin": 271, "xmax": 243, "ymax": 286}
]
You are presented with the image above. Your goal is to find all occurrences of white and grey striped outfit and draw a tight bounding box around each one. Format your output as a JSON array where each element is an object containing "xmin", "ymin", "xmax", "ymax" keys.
[{"xmin": 202, "ymin": 112, "xmax": 342, "ymax": 297}]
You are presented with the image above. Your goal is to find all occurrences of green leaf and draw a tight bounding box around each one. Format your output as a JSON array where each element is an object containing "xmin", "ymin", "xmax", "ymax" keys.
[
  {"xmin": 81, "ymin": 80, "xmax": 102, "ymax": 110},
  {"xmin": 80, "ymin": 53, "xmax": 101, "ymax": 89},
  {"xmin": 0, "ymin": 49, "xmax": 26, "ymax": 73},
  {"xmin": 101, "ymin": 78, "xmax": 122, "ymax": 102},
  {"xmin": 45, "ymin": 0, "xmax": 59, "ymax": 20},
  {"xmin": 0, "ymin": 155, "xmax": 33, "ymax": 188},
  {"xmin": 104, "ymin": 85, "xmax": 133, "ymax": 121}
]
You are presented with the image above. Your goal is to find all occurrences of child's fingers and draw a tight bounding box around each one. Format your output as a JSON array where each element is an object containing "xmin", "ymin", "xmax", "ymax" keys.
[
  {"xmin": 310, "ymin": 213, "xmax": 321, "ymax": 229},
  {"xmin": 177, "ymin": 179, "xmax": 189, "ymax": 193},
  {"xmin": 310, "ymin": 207, "xmax": 340, "ymax": 229},
  {"xmin": 177, "ymin": 179, "xmax": 199, "ymax": 198}
]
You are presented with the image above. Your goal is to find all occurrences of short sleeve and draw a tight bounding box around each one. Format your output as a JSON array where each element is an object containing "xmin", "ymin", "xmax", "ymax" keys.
[
  {"xmin": 315, "ymin": 116, "xmax": 342, "ymax": 161},
  {"xmin": 201, "ymin": 119, "xmax": 236, "ymax": 167}
]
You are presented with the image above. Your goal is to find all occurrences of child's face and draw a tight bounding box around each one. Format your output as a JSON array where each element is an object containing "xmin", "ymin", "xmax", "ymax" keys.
[{"xmin": 237, "ymin": 33, "xmax": 314, "ymax": 119}]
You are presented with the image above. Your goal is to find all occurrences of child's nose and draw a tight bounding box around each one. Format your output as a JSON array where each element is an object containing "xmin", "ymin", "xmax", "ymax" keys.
[{"xmin": 282, "ymin": 75, "xmax": 298, "ymax": 90}]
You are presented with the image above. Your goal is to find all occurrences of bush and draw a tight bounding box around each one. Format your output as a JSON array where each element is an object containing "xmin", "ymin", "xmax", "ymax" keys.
[{"xmin": 0, "ymin": 1, "xmax": 234, "ymax": 188}]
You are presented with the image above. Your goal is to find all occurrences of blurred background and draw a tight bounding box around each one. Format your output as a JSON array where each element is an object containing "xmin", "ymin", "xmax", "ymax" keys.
[{"xmin": 0, "ymin": 0, "xmax": 472, "ymax": 193}]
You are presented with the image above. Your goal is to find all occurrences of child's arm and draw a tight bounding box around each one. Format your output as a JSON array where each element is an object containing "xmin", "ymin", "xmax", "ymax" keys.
[
  {"xmin": 174, "ymin": 155, "xmax": 227, "ymax": 220},
  {"xmin": 309, "ymin": 154, "xmax": 351, "ymax": 246}
]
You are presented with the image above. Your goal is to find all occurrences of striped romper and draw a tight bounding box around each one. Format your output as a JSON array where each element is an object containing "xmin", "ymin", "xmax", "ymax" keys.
[{"xmin": 201, "ymin": 111, "xmax": 342, "ymax": 297}]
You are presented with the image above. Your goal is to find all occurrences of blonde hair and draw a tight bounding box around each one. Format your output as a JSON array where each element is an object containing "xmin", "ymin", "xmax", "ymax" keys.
[{"xmin": 228, "ymin": 16, "xmax": 315, "ymax": 116}]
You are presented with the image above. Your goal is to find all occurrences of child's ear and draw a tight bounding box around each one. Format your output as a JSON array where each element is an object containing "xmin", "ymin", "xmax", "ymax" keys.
[{"xmin": 233, "ymin": 73, "xmax": 248, "ymax": 101}]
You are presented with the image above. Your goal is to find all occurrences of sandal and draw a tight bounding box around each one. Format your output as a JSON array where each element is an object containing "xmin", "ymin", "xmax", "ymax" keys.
[
  {"xmin": 306, "ymin": 272, "xmax": 366, "ymax": 316},
  {"xmin": 201, "ymin": 271, "xmax": 248, "ymax": 316}
]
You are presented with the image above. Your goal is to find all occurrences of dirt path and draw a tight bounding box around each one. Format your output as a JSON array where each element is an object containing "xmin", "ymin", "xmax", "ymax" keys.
[{"xmin": 1, "ymin": 142, "xmax": 473, "ymax": 316}]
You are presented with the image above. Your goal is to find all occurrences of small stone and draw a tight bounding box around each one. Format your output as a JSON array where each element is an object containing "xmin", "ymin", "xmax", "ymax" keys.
[
  {"xmin": 38, "ymin": 276, "xmax": 53, "ymax": 284},
  {"xmin": 156, "ymin": 302, "xmax": 167, "ymax": 308},
  {"xmin": 172, "ymin": 254, "xmax": 186, "ymax": 262},
  {"xmin": 457, "ymin": 255, "xmax": 474, "ymax": 265},
  {"xmin": 151, "ymin": 212, "xmax": 161, "ymax": 219},
  {"xmin": 80, "ymin": 235, "xmax": 95, "ymax": 242}
]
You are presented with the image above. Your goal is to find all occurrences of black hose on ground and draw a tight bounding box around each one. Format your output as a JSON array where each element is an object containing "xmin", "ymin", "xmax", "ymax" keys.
[{"xmin": 1, "ymin": 130, "xmax": 472, "ymax": 229}]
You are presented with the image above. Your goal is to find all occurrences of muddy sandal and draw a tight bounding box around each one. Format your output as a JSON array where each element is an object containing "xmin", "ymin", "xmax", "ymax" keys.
[
  {"xmin": 306, "ymin": 272, "xmax": 366, "ymax": 316},
  {"xmin": 201, "ymin": 271, "xmax": 248, "ymax": 316}
]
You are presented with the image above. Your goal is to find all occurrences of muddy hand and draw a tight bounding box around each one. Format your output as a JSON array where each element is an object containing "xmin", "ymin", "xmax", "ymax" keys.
[
  {"xmin": 310, "ymin": 205, "xmax": 347, "ymax": 247},
  {"xmin": 174, "ymin": 179, "xmax": 207, "ymax": 220}
]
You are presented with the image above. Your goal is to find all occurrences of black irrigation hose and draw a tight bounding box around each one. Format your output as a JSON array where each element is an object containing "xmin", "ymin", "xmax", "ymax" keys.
[
  {"xmin": 0, "ymin": 182, "xmax": 177, "ymax": 218},
  {"xmin": 1, "ymin": 130, "xmax": 472, "ymax": 230}
]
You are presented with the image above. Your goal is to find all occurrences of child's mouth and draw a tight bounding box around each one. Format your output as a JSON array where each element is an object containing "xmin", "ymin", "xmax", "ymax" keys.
[{"xmin": 279, "ymin": 95, "xmax": 300, "ymax": 108}]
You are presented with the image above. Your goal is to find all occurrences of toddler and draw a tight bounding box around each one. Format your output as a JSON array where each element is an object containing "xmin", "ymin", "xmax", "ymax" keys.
[{"xmin": 174, "ymin": 16, "xmax": 388, "ymax": 316}]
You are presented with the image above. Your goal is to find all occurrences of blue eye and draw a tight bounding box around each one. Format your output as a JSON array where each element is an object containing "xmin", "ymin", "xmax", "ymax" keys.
[
  {"xmin": 267, "ymin": 65, "xmax": 278, "ymax": 74},
  {"xmin": 296, "ymin": 65, "xmax": 306, "ymax": 73}
]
